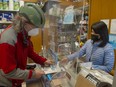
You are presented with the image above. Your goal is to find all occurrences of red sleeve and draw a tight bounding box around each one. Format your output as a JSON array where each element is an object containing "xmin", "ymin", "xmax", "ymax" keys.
[
  {"xmin": 28, "ymin": 41, "xmax": 47, "ymax": 65},
  {"xmin": 0, "ymin": 43, "xmax": 17, "ymax": 74},
  {"xmin": 28, "ymin": 70, "xmax": 33, "ymax": 79}
]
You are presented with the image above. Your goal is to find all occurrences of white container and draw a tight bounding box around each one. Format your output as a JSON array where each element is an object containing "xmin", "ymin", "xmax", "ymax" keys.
[
  {"xmin": 19, "ymin": 0, "xmax": 24, "ymax": 7},
  {"xmin": 9, "ymin": 0, "xmax": 14, "ymax": 10}
]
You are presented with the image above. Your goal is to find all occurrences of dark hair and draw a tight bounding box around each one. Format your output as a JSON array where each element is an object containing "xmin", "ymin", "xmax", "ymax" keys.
[{"xmin": 91, "ymin": 21, "xmax": 109, "ymax": 47}]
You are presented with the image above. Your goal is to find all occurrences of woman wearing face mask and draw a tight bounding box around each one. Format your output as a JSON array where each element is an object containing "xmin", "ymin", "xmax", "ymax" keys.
[
  {"xmin": 0, "ymin": 4, "xmax": 54, "ymax": 87},
  {"xmin": 61, "ymin": 21, "xmax": 114, "ymax": 73}
]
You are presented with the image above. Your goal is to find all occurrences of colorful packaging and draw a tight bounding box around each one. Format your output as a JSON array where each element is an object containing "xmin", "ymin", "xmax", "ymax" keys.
[
  {"xmin": 0, "ymin": 24, "xmax": 2, "ymax": 29},
  {"xmin": 3, "ymin": 0, "xmax": 9, "ymax": 10},
  {"xmin": 8, "ymin": 13, "xmax": 13, "ymax": 21},
  {"xmin": 14, "ymin": 0, "xmax": 19, "ymax": 10},
  {"xmin": 3, "ymin": 13, "xmax": 9, "ymax": 21},
  {"xmin": 0, "ymin": 13, "xmax": 3, "ymax": 21},
  {"xmin": 9, "ymin": 0, "xmax": 14, "ymax": 10},
  {"xmin": 0, "ymin": 0, "xmax": 3, "ymax": 10},
  {"xmin": 3, "ymin": 12, "xmax": 13, "ymax": 21},
  {"xmin": 2, "ymin": 24, "xmax": 7, "ymax": 29}
]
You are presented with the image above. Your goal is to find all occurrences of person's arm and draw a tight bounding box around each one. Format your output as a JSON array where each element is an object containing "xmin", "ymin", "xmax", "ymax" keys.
[
  {"xmin": 0, "ymin": 43, "xmax": 35, "ymax": 80},
  {"xmin": 67, "ymin": 40, "xmax": 90, "ymax": 61},
  {"xmin": 92, "ymin": 45, "xmax": 114, "ymax": 73},
  {"xmin": 28, "ymin": 41, "xmax": 47, "ymax": 65}
]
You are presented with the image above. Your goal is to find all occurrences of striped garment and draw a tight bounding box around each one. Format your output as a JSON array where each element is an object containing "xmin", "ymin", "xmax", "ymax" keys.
[{"xmin": 67, "ymin": 39, "xmax": 114, "ymax": 73}]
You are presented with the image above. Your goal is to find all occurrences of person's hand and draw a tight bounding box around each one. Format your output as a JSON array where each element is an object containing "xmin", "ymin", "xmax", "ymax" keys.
[
  {"xmin": 60, "ymin": 57, "xmax": 69, "ymax": 64},
  {"xmin": 34, "ymin": 70, "xmax": 45, "ymax": 78},
  {"xmin": 44, "ymin": 59, "xmax": 54, "ymax": 65}
]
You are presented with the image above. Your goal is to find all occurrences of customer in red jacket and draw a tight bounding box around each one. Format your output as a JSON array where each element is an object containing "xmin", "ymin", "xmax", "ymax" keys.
[{"xmin": 0, "ymin": 4, "xmax": 53, "ymax": 87}]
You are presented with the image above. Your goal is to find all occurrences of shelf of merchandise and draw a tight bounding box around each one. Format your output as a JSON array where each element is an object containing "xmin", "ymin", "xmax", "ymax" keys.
[
  {"xmin": 42, "ymin": 0, "xmax": 89, "ymax": 54},
  {"xmin": 0, "ymin": 10, "xmax": 19, "ymax": 12},
  {"xmin": 0, "ymin": 21, "xmax": 12, "ymax": 24},
  {"xmin": 59, "ymin": 0, "xmax": 83, "ymax": 7},
  {"xmin": 23, "ymin": 0, "xmax": 38, "ymax": 3},
  {"xmin": 0, "ymin": 29, "xmax": 4, "ymax": 34},
  {"xmin": 79, "ymin": 5, "xmax": 89, "ymax": 10},
  {"xmin": 57, "ymin": 31, "xmax": 76, "ymax": 34},
  {"xmin": 0, "ymin": 10, "xmax": 16, "ymax": 32}
]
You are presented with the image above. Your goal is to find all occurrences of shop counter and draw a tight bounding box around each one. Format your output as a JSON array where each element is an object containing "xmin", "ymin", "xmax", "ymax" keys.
[
  {"xmin": 22, "ymin": 62, "xmax": 78, "ymax": 87},
  {"xmin": 22, "ymin": 62, "xmax": 113, "ymax": 87}
]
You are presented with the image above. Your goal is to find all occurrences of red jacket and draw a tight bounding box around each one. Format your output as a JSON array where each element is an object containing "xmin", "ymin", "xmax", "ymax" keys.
[{"xmin": 0, "ymin": 26, "xmax": 46, "ymax": 87}]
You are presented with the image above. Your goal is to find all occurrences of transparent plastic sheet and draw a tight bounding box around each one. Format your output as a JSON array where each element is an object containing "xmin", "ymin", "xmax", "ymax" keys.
[
  {"xmin": 42, "ymin": 71, "xmax": 66, "ymax": 87},
  {"xmin": 41, "ymin": 62, "xmax": 67, "ymax": 87},
  {"xmin": 51, "ymin": 71, "xmax": 66, "ymax": 79}
]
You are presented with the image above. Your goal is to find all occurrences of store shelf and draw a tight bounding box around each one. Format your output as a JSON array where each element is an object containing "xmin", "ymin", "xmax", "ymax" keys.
[
  {"xmin": 0, "ymin": 21, "xmax": 12, "ymax": 24},
  {"xmin": 77, "ymin": 5, "xmax": 89, "ymax": 10},
  {"xmin": 59, "ymin": 0, "xmax": 83, "ymax": 7},
  {"xmin": 23, "ymin": 0, "xmax": 38, "ymax": 3},
  {"xmin": 57, "ymin": 31, "xmax": 76, "ymax": 34},
  {"xmin": 57, "ymin": 41, "xmax": 73, "ymax": 43},
  {"xmin": 0, "ymin": 29, "xmax": 4, "ymax": 33},
  {"xmin": 42, "ymin": 0, "xmax": 89, "ymax": 53},
  {"xmin": 0, "ymin": 10, "xmax": 18, "ymax": 12},
  {"xmin": 49, "ymin": 24, "xmax": 58, "ymax": 27}
]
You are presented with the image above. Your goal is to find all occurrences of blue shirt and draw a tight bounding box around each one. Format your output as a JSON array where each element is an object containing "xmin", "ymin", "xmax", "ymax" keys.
[{"xmin": 67, "ymin": 40, "xmax": 114, "ymax": 73}]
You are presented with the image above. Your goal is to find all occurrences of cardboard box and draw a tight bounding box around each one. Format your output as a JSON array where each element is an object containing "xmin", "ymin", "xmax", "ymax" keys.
[
  {"xmin": 75, "ymin": 69, "xmax": 113, "ymax": 87},
  {"xmin": 75, "ymin": 74, "xmax": 96, "ymax": 87}
]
